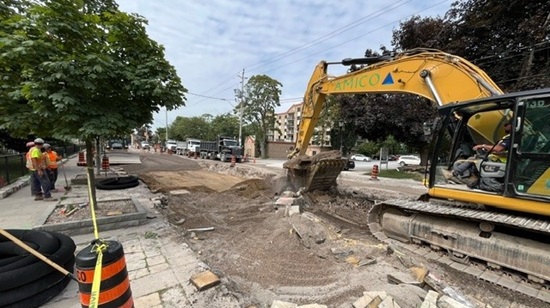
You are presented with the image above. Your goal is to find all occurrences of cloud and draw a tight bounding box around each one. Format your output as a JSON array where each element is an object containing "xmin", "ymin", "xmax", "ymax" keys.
[{"xmin": 116, "ymin": 0, "xmax": 452, "ymax": 128}]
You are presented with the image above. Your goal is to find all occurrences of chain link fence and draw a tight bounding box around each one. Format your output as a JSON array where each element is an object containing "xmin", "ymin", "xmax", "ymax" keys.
[{"xmin": 0, "ymin": 144, "xmax": 83, "ymax": 188}]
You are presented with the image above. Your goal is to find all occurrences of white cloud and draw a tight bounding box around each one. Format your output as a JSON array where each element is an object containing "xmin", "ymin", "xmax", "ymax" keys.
[{"xmin": 116, "ymin": 0, "xmax": 452, "ymax": 128}]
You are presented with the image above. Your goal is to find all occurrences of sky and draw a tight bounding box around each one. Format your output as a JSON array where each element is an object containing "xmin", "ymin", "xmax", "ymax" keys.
[{"xmin": 116, "ymin": 0, "xmax": 453, "ymax": 129}]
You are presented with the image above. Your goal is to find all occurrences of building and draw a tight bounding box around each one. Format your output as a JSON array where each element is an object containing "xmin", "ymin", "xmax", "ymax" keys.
[
  {"xmin": 266, "ymin": 102, "xmax": 333, "ymax": 158},
  {"xmin": 244, "ymin": 135, "xmax": 257, "ymax": 158}
]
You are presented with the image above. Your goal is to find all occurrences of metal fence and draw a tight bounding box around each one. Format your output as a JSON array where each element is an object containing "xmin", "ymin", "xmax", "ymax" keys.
[{"xmin": 0, "ymin": 144, "xmax": 83, "ymax": 188}]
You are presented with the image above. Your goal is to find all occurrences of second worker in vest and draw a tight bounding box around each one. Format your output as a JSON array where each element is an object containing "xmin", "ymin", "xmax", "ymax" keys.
[{"xmin": 44, "ymin": 143, "xmax": 61, "ymax": 192}]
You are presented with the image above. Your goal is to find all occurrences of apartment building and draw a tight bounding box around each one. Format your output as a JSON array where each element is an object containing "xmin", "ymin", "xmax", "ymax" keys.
[{"xmin": 268, "ymin": 103, "xmax": 331, "ymax": 146}]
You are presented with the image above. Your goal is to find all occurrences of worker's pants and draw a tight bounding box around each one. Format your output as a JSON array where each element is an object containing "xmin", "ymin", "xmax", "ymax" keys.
[
  {"xmin": 47, "ymin": 168, "xmax": 58, "ymax": 190},
  {"xmin": 31, "ymin": 170, "xmax": 52, "ymax": 198}
]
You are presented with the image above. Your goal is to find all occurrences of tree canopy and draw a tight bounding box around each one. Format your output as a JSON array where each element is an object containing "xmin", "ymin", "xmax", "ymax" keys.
[
  {"xmin": 168, "ymin": 113, "xmax": 240, "ymax": 142},
  {"xmin": 0, "ymin": 0, "xmax": 186, "ymax": 141},
  {"xmin": 338, "ymin": 0, "xmax": 549, "ymax": 157},
  {"xmin": 238, "ymin": 74, "xmax": 282, "ymax": 158}
]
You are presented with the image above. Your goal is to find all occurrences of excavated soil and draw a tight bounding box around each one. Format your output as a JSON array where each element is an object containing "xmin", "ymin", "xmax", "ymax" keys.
[{"xmin": 133, "ymin": 153, "xmax": 543, "ymax": 308}]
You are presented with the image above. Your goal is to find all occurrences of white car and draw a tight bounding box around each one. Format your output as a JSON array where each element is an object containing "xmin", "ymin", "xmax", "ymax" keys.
[
  {"xmin": 350, "ymin": 154, "xmax": 372, "ymax": 161},
  {"xmin": 397, "ymin": 155, "xmax": 421, "ymax": 166}
]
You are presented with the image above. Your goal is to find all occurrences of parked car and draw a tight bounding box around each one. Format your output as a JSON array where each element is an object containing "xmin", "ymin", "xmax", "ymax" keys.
[
  {"xmin": 343, "ymin": 158, "xmax": 355, "ymax": 171},
  {"xmin": 350, "ymin": 154, "xmax": 372, "ymax": 161},
  {"xmin": 111, "ymin": 142, "xmax": 123, "ymax": 150},
  {"xmin": 141, "ymin": 141, "xmax": 150, "ymax": 150},
  {"xmin": 397, "ymin": 155, "xmax": 421, "ymax": 166}
]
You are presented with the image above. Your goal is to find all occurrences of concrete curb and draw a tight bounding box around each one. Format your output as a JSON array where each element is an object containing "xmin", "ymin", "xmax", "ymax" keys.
[
  {"xmin": 33, "ymin": 197, "xmax": 148, "ymax": 236},
  {"xmin": 0, "ymin": 176, "xmax": 30, "ymax": 200}
]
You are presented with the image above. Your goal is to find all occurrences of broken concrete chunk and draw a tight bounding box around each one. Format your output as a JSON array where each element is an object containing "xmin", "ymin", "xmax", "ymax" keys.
[
  {"xmin": 387, "ymin": 273, "xmax": 422, "ymax": 286},
  {"xmin": 378, "ymin": 296, "xmax": 401, "ymax": 308},
  {"xmin": 170, "ymin": 189, "xmax": 190, "ymax": 195},
  {"xmin": 363, "ymin": 291, "xmax": 388, "ymax": 302},
  {"xmin": 297, "ymin": 304, "xmax": 327, "ymax": 308},
  {"xmin": 353, "ymin": 295, "xmax": 371, "ymax": 308},
  {"xmin": 275, "ymin": 197, "xmax": 295, "ymax": 206},
  {"xmin": 271, "ymin": 300, "xmax": 298, "ymax": 308},
  {"xmin": 437, "ymin": 295, "xmax": 470, "ymax": 308},
  {"xmin": 281, "ymin": 190, "xmax": 296, "ymax": 198},
  {"xmin": 366, "ymin": 295, "xmax": 383, "ymax": 308},
  {"xmin": 190, "ymin": 270, "xmax": 220, "ymax": 291},
  {"xmin": 420, "ymin": 290, "xmax": 439, "ymax": 308},
  {"xmin": 287, "ymin": 205, "xmax": 302, "ymax": 216},
  {"xmin": 409, "ymin": 266, "xmax": 429, "ymax": 282}
]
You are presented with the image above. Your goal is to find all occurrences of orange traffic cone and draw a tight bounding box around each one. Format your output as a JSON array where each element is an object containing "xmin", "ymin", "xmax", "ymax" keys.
[
  {"xmin": 370, "ymin": 165, "xmax": 379, "ymax": 181},
  {"xmin": 230, "ymin": 155, "xmax": 236, "ymax": 167}
]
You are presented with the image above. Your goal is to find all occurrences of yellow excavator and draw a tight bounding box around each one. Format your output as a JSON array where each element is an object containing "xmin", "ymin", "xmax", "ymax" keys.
[{"xmin": 285, "ymin": 48, "xmax": 550, "ymax": 301}]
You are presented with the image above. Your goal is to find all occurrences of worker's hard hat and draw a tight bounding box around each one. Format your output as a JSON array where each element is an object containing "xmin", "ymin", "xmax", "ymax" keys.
[
  {"xmin": 43, "ymin": 143, "xmax": 51, "ymax": 149},
  {"xmin": 34, "ymin": 138, "xmax": 44, "ymax": 144},
  {"xmin": 26, "ymin": 141, "xmax": 35, "ymax": 147}
]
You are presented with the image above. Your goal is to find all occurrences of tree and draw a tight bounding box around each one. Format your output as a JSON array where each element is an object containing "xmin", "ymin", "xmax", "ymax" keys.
[
  {"xmin": 0, "ymin": 0, "xmax": 186, "ymax": 202},
  {"xmin": 1, "ymin": 1, "xmax": 186, "ymax": 141},
  {"xmin": 338, "ymin": 93, "xmax": 437, "ymax": 162},
  {"xmin": 238, "ymin": 75, "xmax": 282, "ymax": 158},
  {"xmin": 209, "ymin": 113, "xmax": 239, "ymax": 141},
  {"xmin": 169, "ymin": 116, "xmax": 209, "ymax": 141}
]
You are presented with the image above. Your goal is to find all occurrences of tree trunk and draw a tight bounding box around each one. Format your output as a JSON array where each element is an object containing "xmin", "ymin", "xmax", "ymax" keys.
[
  {"xmin": 95, "ymin": 136, "xmax": 101, "ymax": 175},
  {"xmin": 85, "ymin": 139, "xmax": 99, "ymax": 209},
  {"xmin": 260, "ymin": 140, "xmax": 267, "ymax": 159}
]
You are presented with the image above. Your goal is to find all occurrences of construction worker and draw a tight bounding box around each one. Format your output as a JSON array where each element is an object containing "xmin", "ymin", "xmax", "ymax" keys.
[
  {"xmin": 44, "ymin": 143, "xmax": 61, "ymax": 192},
  {"xmin": 28, "ymin": 138, "xmax": 57, "ymax": 201},
  {"xmin": 25, "ymin": 141, "xmax": 41, "ymax": 197}
]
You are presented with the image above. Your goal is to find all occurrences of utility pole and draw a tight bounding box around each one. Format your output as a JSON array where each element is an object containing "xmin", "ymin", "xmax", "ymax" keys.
[
  {"xmin": 237, "ymin": 69, "xmax": 246, "ymax": 147},
  {"xmin": 165, "ymin": 107, "xmax": 168, "ymax": 142}
]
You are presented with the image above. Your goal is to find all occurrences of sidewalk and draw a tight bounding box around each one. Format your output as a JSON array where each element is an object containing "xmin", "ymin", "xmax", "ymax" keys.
[{"xmin": 0, "ymin": 154, "xmax": 239, "ymax": 307}]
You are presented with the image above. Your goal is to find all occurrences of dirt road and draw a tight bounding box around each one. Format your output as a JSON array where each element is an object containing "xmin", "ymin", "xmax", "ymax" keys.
[{"xmin": 123, "ymin": 152, "xmax": 542, "ymax": 308}]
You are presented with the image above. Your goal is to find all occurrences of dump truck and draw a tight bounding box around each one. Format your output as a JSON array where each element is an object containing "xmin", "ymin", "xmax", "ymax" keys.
[
  {"xmin": 178, "ymin": 138, "xmax": 201, "ymax": 155},
  {"xmin": 199, "ymin": 135, "xmax": 243, "ymax": 162}
]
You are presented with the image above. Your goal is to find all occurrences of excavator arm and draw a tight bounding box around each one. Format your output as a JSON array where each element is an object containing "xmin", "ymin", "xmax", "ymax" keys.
[
  {"xmin": 286, "ymin": 48, "xmax": 505, "ymax": 191},
  {"xmin": 293, "ymin": 49, "xmax": 503, "ymax": 157}
]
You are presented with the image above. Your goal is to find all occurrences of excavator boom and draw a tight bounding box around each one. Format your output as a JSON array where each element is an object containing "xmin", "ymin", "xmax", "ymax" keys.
[{"xmin": 287, "ymin": 49, "xmax": 504, "ymax": 191}]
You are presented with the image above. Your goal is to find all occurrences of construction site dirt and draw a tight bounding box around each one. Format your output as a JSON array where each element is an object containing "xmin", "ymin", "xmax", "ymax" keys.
[{"xmin": 122, "ymin": 152, "xmax": 543, "ymax": 308}]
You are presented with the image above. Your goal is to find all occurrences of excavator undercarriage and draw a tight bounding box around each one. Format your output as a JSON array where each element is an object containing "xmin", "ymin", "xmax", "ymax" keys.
[{"xmin": 368, "ymin": 200, "xmax": 550, "ymax": 302}]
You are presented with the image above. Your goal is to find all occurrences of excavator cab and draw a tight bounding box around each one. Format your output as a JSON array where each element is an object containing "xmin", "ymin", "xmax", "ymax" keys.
[{"xmin": 429, "ymin": 88, "xmax": 550, "ymax": 206}]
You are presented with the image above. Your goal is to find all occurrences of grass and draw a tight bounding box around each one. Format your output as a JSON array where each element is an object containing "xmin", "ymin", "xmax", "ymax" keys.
[{"xmin": 364, "ymin": 169, "xmax": 425, "ymax": 181}]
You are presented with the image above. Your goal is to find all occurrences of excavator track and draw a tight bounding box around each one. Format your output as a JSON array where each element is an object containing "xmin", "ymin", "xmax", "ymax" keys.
[{"xmin": 367, "ymin": 200, "xmax": 550, "ymax": 303}]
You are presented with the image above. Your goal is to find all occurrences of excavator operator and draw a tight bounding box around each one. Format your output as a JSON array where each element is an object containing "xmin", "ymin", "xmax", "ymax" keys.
[{"xmin": 444, "ymin": 122, "xmax": 512, "ymax": 186}]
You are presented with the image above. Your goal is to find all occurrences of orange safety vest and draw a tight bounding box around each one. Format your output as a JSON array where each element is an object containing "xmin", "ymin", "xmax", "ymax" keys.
[
  {"xmin": 47, "ymin": 151, "xmax": 59, "ymax": 169},
  {"xmin": 26, "ymin": 151, "xmax": 33, "ymax": 170}
]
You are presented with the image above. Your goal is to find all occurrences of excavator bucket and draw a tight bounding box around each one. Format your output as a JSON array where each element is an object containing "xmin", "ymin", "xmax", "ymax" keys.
[{"xmin": 283, "ymin": 151, "xmax": 346, "ymax": 191}]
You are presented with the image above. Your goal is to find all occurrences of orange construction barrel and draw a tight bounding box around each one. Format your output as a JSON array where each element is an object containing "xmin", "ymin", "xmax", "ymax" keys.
[
  {"xmin": 77, "ymin": 152, "xmax": 86, "ymax": 166},
  {"xmin": 75, "ymin": 240, "xmax": 133, "ymax": 308}
]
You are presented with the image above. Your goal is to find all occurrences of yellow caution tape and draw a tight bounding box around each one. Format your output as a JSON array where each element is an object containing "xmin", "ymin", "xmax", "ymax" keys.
[{"xmin": 85, "ymin": 166, "xmax": 107, "ymax": 308}]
